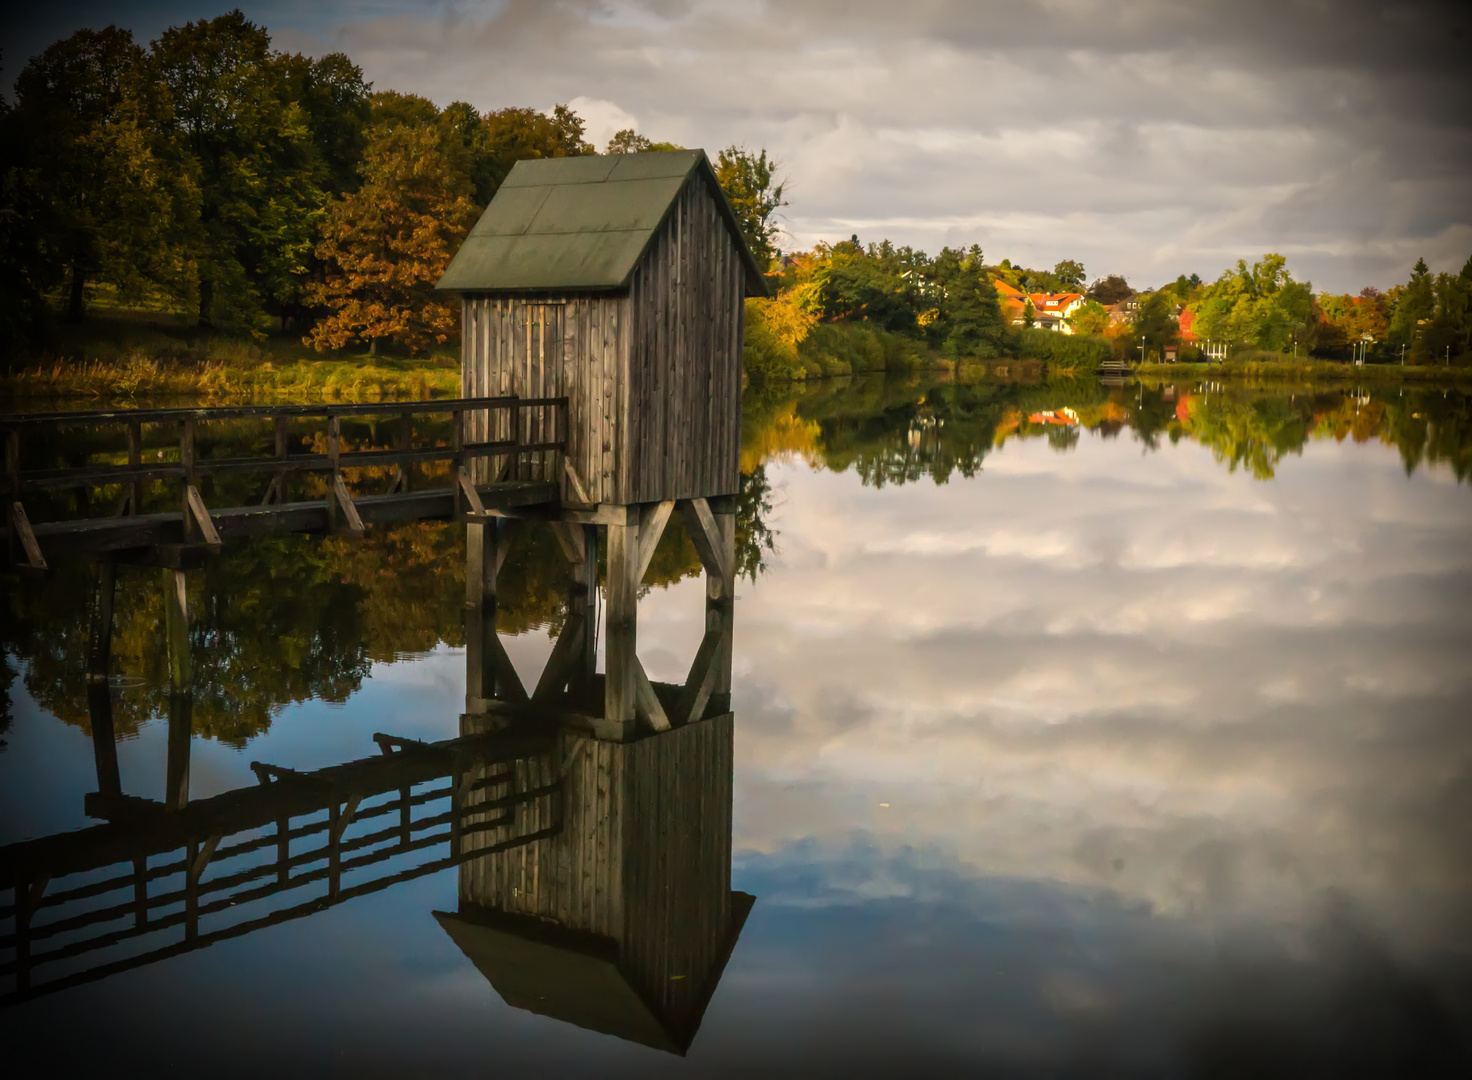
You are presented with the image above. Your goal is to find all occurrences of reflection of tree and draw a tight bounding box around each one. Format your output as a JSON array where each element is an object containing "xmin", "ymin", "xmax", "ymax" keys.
[
  {"xmin": 3, "ymin": 473, "xmax": 781, "ymax": 744},
  {"xmin": 742, "ymin": 375, "xmax": 1472, "ymax": 487},
  {"xmin": 1174, "ymin": 393, "xmax": 1310, "ymax": 479}
]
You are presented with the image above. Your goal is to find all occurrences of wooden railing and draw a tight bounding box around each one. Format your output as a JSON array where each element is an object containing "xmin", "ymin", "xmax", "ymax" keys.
[
  {"xmin": 0, "ymin": 727, "xmax": 563, "ymax": 1005},
  {"xmin": 2, "ymin": 396, "xmax": 569, "ymax": 569}
]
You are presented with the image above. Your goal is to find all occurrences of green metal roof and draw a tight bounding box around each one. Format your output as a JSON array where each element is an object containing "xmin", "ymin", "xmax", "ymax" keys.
[{"xmin": 436, "ymin": 149, "xmax": 769, "ymax": 297}]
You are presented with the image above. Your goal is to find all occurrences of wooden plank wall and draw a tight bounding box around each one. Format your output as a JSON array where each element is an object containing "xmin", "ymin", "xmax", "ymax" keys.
[
  {"xmin": 458, "ymin": 169, "xmax": 743, "ymax": 507},
  {"xmin": 626, "ymin": 179, "xmax": 745, "ymax": 503},
  {"xmin": 459, "ymin": 727, "xmax": 625, "ymax": 940},
  {"xmin": 456, "ymin": 711, "xmax": 734, "ymax": 1003},
  {"xmin": 461, "ymin": 294, "xmax": 629, "ymax": 501},
  {"xmin": 620, "ymin": 712, "xmax": 734, "ymax": 1031}
]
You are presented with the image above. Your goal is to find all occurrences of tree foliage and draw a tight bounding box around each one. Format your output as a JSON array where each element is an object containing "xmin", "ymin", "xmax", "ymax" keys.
[
  {"xmin": 1189, "ymin": 253, "xmax": 1316, "ymax": 354},
  {"xmin": 714, "ymin": 145, "xmax": 786, "ymax": 270},
  {"xmin": 307, "ymin": 124, "xmax": 479, "ymax": 354}
]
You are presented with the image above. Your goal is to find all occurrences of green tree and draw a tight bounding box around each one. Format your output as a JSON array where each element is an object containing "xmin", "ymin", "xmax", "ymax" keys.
[
  {"xmin": 1054, "ymin": 259, "xmax": 1085, "ymax": 290},
  {"xmin": 939, "ymin": 247, "xmax": 1007, "ymax": 358},
  {"xmin": 714, "ymin": 145, "xmax": 786, "ymax": 269},
  {"xmin": 1068, "ymin": 299, "xmax": 1110, "ymax": 335},
  {"xmin": 1087, "ymin": 274, "xmax": 1133, "ymax": 305},
  {"xmin": 150, "ymin": 11, "xmax": 323, "ymax": 329},
  {"xmin": 1190, "ymin": 253, "xmax": 1315, "ymax": 355},
  {"xmin": 10, "ymin": 27, "xmax": 194, "ymax": 321},
  {"xmin": 1389, "ymin": 257, "xmax": 1436, "ymax": 359},
  {"xmin": 605, "ymin": 128, "xmax": 683, "ymax": 154},
  {"xmin": 1133, "ymin": 290, "xmax": 1179, "ymax": 356}
]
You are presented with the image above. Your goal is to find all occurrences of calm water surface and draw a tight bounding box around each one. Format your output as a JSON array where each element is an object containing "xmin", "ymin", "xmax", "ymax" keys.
[{"xmin": 3, "ymin": 376, "xmax": 1471, "ymax": 1077}]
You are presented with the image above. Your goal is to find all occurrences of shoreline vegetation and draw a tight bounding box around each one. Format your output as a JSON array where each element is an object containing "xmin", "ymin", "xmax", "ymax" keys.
[
  {"xmin": 3, "ymin": 310, "xmax": 1468, "ymax": 410},
  {"xmin": 3, "ymin": 14, "xmax": 1468, "ymax": 402}
]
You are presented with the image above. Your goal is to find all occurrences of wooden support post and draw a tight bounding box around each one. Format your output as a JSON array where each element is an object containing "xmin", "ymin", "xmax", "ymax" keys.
[
  {"xmin": 603, "ymin": 517, "xmax": 639, "ymax": 735},
  {"xmin": 573, "ymin": 525, "xmax": 597, "ymax": 683},
  {"xmin": 87, "ymin": 561, "xmax": 116, "ymax": 681},
  {"xmin": 164, "ymin": 568, "xmax": 191, "ymax": 811},
  {"xmin": 711, "ymin": 509, "xmax": 736, "ymax": 605},
  {"xmin": 87, "ymin": 678, "xmax": 123, "ymax": 799},
  {"xmin": 452, "ymin": 409, "xmax": 465, "ymax": 517}
]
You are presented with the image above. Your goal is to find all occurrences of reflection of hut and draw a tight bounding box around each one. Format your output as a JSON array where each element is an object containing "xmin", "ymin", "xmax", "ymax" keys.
[
  {"xmin": 435, "ymin": 713, "xmax": 751, "ymax": 1054},
  {"xmin": 437, "ymin": 150, "xmax": 768, "ymax": 505}
]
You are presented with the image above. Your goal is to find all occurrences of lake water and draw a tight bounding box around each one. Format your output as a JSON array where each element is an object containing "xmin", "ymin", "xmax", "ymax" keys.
[{"xmin": 3, "ymin": 376, "xmax": 1471, "ymax": 1077}]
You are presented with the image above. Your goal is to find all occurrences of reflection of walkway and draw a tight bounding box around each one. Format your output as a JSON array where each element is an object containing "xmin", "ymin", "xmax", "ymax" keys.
[
  {"xmin": 2, "ymin": 511, "xmax": 752, "ymax": 1055},
  {"xmin": 0, "ymin": 679, "xmax": 560, "ymax": 1005}
]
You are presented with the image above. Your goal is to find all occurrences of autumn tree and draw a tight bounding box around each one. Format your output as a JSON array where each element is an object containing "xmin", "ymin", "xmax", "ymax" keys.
[
  {"xmin": 308, "ymin": 123, "xmax": 479, "ymax": 354},
  {"xmin": 715, "ymin": 145, "xmax": 786, "ymax": 270}
]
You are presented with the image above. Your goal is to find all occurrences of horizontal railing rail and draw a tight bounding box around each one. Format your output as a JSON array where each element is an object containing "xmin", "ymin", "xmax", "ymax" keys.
[{"xmin": 1, "ymin": 395, "xmax": 572, "ymax": 568}]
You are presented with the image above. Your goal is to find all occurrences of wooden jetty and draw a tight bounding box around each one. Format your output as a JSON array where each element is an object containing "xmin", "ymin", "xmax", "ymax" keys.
[{"xmin": 2, "ymin": 148, "xmax": 762, "ymax": 1034}]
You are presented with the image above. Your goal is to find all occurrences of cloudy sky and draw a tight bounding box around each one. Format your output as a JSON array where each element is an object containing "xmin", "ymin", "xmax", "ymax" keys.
[{"xmin": 6, "ymin": 1, "xmax": 1472, "ymax": 292}]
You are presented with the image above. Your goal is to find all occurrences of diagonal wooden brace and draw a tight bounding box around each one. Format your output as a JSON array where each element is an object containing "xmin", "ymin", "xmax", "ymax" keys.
[
  {"xmin": 635, "ymin": 501, "xmax": 674, "ymax": 584},
  {"xmin": 184, "ymin": 484, "xmax": 223, "ymax": 550},
  {"xmin": 9, "ymin": 501, "xmax": 46, "ymax": 570},
  {"xmin": 634, "ymin": 657, "xmax": 671, "ymax": 732},
  {"xmin": 331, "ymin": 475, "xmax": 365, "ymax": 537}
]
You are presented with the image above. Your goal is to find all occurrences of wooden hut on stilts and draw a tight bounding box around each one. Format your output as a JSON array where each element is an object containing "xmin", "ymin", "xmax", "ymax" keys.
[{"xmin": 436, "ymin": 149, "xmax": 767, "ymax": 738}]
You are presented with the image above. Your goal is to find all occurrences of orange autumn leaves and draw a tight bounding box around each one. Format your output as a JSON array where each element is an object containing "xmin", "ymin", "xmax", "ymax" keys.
[{"xmin": 307, "ymin": 125, "xmax": 480, "ymax": 355}]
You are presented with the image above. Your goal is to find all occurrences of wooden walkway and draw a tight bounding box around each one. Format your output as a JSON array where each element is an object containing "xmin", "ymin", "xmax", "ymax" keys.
[{"xmin": 2, "ymin": 396, "xmax": 570, "ymax": 570}]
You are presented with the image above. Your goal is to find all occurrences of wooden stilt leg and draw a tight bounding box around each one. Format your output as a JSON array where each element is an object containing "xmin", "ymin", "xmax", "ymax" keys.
[
  {"xmin": 87, "ymin": 679, "xmax": 122, "ymax": 799},
  {"xmin": 87, "ymin": 561, "xmax": 116, "ymax": 681},
  {"xmin": 603, "ymin": 516, "xmax": 639, "ymax": 737},
  {"xmin": 163, "ymin": 568, "xmax": 191, "ymax": 810}
]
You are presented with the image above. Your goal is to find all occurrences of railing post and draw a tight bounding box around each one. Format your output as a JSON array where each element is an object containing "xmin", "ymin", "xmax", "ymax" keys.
[
  {"xmin": 126, "ymin": 422, "xmax": 141, "ymax": 515},
  {"xmin": 273, "ymin": 414, "xmax": 289, "ymax": 504},
  {"xmin": 180, "ymin": 418, "xmax": 195, "ymax": 542},
  {"xmin": 509, "ymin": 397, "xmax": 522, "ymax": 483},
  {"xmin": 452, "ymin": 408, "xmax": 465, "ymax": 517},
  {"xmin": 4, "ymin": 428, "xmax": 17, "ymax": 567},
  {"xmin": 326, "ymin": 414, "xmax": 341, "ymax": 531},
  {"xmin": 398, "ymin": 409, "xmax": 412, "ymax": 492}
]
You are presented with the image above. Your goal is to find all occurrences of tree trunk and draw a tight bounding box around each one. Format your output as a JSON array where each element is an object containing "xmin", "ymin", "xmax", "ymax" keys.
[
  {"xmin": 370, "ymin": 337, "xmax": 378, "ymax": 356},
  {"xmin": 198, "ymin": 279, "xmax": 214, "ymax": 328},
  {"xmin": 67, "ymin": 261, "xmax": 86, "ymax": 323}
]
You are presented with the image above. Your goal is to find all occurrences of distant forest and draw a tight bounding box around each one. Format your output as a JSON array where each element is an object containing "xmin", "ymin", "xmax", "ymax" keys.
[{"xmin": 2, "ymin": 9, "xmax": 1469, "ymax": 377}]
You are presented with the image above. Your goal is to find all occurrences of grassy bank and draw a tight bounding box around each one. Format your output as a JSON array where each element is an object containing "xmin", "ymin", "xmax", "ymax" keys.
[
  {"xmin": 1136, "ymin": 358, "xmax": 1472, "ymax": 384},
  {"xmin": 1, "ymin": 310, "xmax": 461, "ymax": 405}
]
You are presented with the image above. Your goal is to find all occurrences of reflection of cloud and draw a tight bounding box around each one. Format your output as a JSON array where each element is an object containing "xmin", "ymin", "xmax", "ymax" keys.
[{"xmin": 626, "ymin": 431, "xmax": 1472, "ymax": 944}]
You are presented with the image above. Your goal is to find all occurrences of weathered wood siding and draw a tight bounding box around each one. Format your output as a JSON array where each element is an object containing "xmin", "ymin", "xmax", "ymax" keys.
[
  {"xmin": 461, "ymin": 295, "xmax": 629, "ymax": 500},
  {"xmin": 625, "ymin": 178, "xmax": 745, "ymax": 503},
  {"xmin": 459, "ymin": 173, "xmax": 744, "ymax": 505},
  {"xmin": 457, "ymin": 713, "xmax": 734, "ymax": 1007}
]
